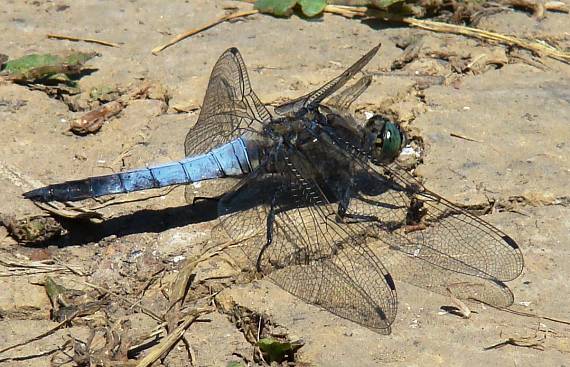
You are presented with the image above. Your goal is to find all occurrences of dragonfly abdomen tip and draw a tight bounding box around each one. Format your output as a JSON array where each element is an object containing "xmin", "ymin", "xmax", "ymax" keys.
[{"xmin": 22, "ymin": 187, "xmax": 49, "ymax": 202}]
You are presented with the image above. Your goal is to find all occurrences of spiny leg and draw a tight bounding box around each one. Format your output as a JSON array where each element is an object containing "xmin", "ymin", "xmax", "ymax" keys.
[
  {"xmin": 335, "ymin": 180, "xmax": 378, "ymax": 224},
  {"xmin": 256, "ymin": 193, "xmax": 277, "ymax": 272}
]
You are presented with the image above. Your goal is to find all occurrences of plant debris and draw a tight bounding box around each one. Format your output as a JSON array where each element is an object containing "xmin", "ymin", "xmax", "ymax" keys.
[
  {"xmin": 54, "ymin": 319, "xmax": 135, "ymax": 366},
  {"xmin": 44, "ymin": 276, "xmax": 109, "ymax": 322},
  {"xmin": 257, "ymin": 337, "xmax": 305, "ymax": 363},
  {"xmin": 215, "ymin": 292, "xmax": 302, "ymax": 364},
  {"xmin": 150, "ymin": 1, "xmax": 570, "ymax": 64},
  {"xmin": 255, "ymin": 0, "xmax": 329, "ymax": 17},
  {"xmin": 0, "ymin": 214, "xmax": 64, "ymax": 244},
  {"xmin": 484, "ymin": 334, "xmax": 546, "ymax": 351},
  {"xmin": 0, "ymin": 50, "xmax": 99, "ymax": 84},
  {"xmin": 253, "ymin": 0, "xmax": 568, "ymax": 21},
  {"xmin": 69, "ymin": 80, "xmax": 169, "ymax": 134},
  {"xmin": 47, "ymin": 33, "xmax": 120, "ymax": 48},
  {"xmin": 0, "ymin": 256, "xmax": 85, "ymax": 277}
]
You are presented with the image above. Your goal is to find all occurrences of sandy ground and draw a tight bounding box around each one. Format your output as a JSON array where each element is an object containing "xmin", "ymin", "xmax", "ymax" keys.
[{"xmin": 1, "ymin": 1, "xmax": 569, "ymax": 366}]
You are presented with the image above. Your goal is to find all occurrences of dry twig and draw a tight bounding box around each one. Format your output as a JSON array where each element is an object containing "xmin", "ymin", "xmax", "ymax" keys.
[
  {"xmin": 47, "ymin": 33, "xmax": 120, "ymax": 48},
  {"xmin": 450, "ymin": 132, "xmax": 483, "ymax": 143},
  {"xmin": 402, "ymin": 18, "xmax": 570, "ymax": 64},
  {"xmin": 152, "ymin": 9, "xmax": 259, "ymax": 54},
  {"xmin": 0, "ymin": 311, "xmax": 79, "ymax": 355},
  {"xmin": 0, "ymin": 346, "xmax": 61, "ymax": 364},
  {"xmin": 34, "ymin": 201, "xmax": 104, "ymax": 220},
  {"xmin": 481, "ymin": 301, "xmax": 570, "ymax": 326},
  {"xmin": 0, "ymin": 256, "xmax": 85, "ymax": 277},
  {"xmin": 89, "ymin": 186, "xmax": 178, "ymax": 211},
  {"xmin": 135, "ymin": 308, "xmax": 212, "ymax": 367},
  {"xmin": 484, "ymin": 335, "xmax": 546, "ymax": 351},
  {"xmin": 324, "ymin": 5, "xmax": 570, "ymax": 63}
]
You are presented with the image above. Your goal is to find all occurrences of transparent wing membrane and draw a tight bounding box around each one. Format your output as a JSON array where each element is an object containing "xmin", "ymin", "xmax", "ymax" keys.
[
  {"xmin": 183, "ymin": 47, "xmax": 271, "ymax": 202},
  {"xmin": 318, "ymin": 127, "xmax": 523, "ymax": 307},
  {"xmin": 184, "ymin": 47, "xmax": 270, "ymax": 156},
  {"xmin": 219, "ymin": 147, "xmax": 397, "ymax": 332},
  {"xmin": 326, "ymin": 75, "xmax": 373, "ymax": 112},
  {"xmin": 275, "ymin": 44, "xmax": 381, "ymax": 116}
]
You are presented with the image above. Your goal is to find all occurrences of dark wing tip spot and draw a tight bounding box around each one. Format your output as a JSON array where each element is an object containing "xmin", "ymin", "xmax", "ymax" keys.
[
  {"xmin": 374, "ymin": 306, "xmax": 388, "ymax": 321},
  {"xmin": 502, "ymin": 235, "xmax": 520, "ymax": 249},
  {"xmin": 488, "ymin": 277, "xmax": 508, "ymax": 288},
  {"xmin": 385, "ymin": 273, "xmax": 396, "ymax": 291},
  {"xmin": 228, "ymin": 47, "xmax": 239, "ymax": 55}
]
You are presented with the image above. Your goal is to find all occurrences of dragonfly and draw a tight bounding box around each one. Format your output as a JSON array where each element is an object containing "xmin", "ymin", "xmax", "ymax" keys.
[{"xmin": 24, "ymin": 44, "xmax": 524, "ymax": 334}]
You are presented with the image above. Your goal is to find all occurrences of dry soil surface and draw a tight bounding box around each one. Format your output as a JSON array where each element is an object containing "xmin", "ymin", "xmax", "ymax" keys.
[{"xmin": 1, "ymin": 1, "xmax": 569, "ymax": 366}]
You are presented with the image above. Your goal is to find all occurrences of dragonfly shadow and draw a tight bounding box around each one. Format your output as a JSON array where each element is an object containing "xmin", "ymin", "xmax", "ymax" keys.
[
  {"xmin": 44, "ymin": 198, "xmax": 220, "ymax": 247},
  {"xmin": 361, "ymin": 18, "xmax": 408, "ymax": 31},
  {"xmin": 40, "ymin": 177, "xmax": 281, "ymax": 247},
  {"xmin": 38, "ymin": 167, "xmax": 408, "ymax": 248}
]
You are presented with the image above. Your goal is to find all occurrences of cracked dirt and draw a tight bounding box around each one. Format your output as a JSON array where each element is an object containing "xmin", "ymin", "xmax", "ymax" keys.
[{"xmin": 1, "ymin": 1, "xmax": 570, "ymax": 366}]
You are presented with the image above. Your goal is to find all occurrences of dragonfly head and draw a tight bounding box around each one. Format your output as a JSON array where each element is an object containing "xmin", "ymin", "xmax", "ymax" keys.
[{"xmin": 364, "ymin": 115, "xmax": 407, "ymax": 164}]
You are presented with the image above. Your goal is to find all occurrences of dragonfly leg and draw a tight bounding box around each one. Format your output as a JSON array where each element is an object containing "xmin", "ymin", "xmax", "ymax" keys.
[
  {"xmin": 256, "ymin": 193, "xmax": 277, "ymax": 273},
  {"xmin": 191, "ymin": 196, "xmax": 221, "ymax": 205},
  {"xmin": 336, "ymin": 185, "xmax": 378, "ymax": 224}
]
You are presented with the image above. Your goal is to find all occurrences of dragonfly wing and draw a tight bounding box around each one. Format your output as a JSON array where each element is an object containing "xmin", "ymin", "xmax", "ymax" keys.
[
  {"xmin": 274, "ymin": 44, "xmax": 381, "ymax": 116},
  {"xmin": 380, "ymin": 161, "xmax": 524, "ymax": 283},
  {"xmin": 349, "ymin": 164, "xmax": 523, "ymax": 288},
  {"xmin": 184, "ymin": 47, "xmax": 271, "ymax": 157},
  {"xmin": 290, "ymin": 138, "xmax": 516, "ymax": 308},
  {"xmin": 377, "ymin": 242, "xmax": 515, "ymax": 307},
  {"xmin": 325, "ymin": 74, "xmax": 373, "ymax": 112},
  {"xmin": 320, "ymin": 126, "xmax": 524, "ymax": 284},
  {"xmin": 183, "ymin": 48, "xmax": 270, "ymax": 202},
  {"xmin": 218, "ymin": 147, "xmax": 397, "ymax": 333}
]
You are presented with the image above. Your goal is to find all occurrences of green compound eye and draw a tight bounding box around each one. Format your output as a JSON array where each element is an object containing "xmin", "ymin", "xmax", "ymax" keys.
[
  {"xmin": 364, "ymin": 115, "xmax": 406, "ymax": 164},
  {"xmin": 381, "ymin": 122, "xmax": 405, "ymax": 160}
]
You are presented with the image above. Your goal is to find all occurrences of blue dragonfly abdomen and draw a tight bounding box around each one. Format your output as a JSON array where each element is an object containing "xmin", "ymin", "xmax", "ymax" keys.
[{"xmin": 24, "ymin": 137, "xmax": 257, "ymax": 202}]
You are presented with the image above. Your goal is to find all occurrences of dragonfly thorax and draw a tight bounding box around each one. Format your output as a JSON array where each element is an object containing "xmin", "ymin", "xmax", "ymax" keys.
[
  {"xmin": 265, "ymin": 114, "xmax": 321, "ymax": 145},
  {"xmin": 363, "ymin": 115, "xmax": 407, "ymax": 164}
]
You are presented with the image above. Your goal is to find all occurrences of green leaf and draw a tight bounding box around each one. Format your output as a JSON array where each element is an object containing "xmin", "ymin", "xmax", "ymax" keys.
[
  {"xmin": 1, "ymin": 51, "xmax": 98, "ymax": 84},
  {"xmin": 3, "ymin": 51, "xmax": 98, "ymax": 75},
  {"xmin": 372, "ymin": 0, "xmax": 405, "ymax": 8},
  {"xmin": 254, "ymin": 0, "xmax": 298, "ymax": 17},
  {"xmin": 256, "ymin": 338, "xmax": 303, "ymax": 363},
  {"xmin": 63, "ymin": 51, "xmax": 99, "ymax": 66},
  {"xmin": 226, "ymin": 362, "xmax": 244, "ymax": 367},
  {"xmin": 4, "ymin": 54, "xmax": 61, "ymax": 74},
  {"xmin": 298, "ymin": 0, "xmax": 326, "ymax": 17},
  {"xmin": 44, "ymin": 276, "xmax": 67, "ymax": 304}
]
